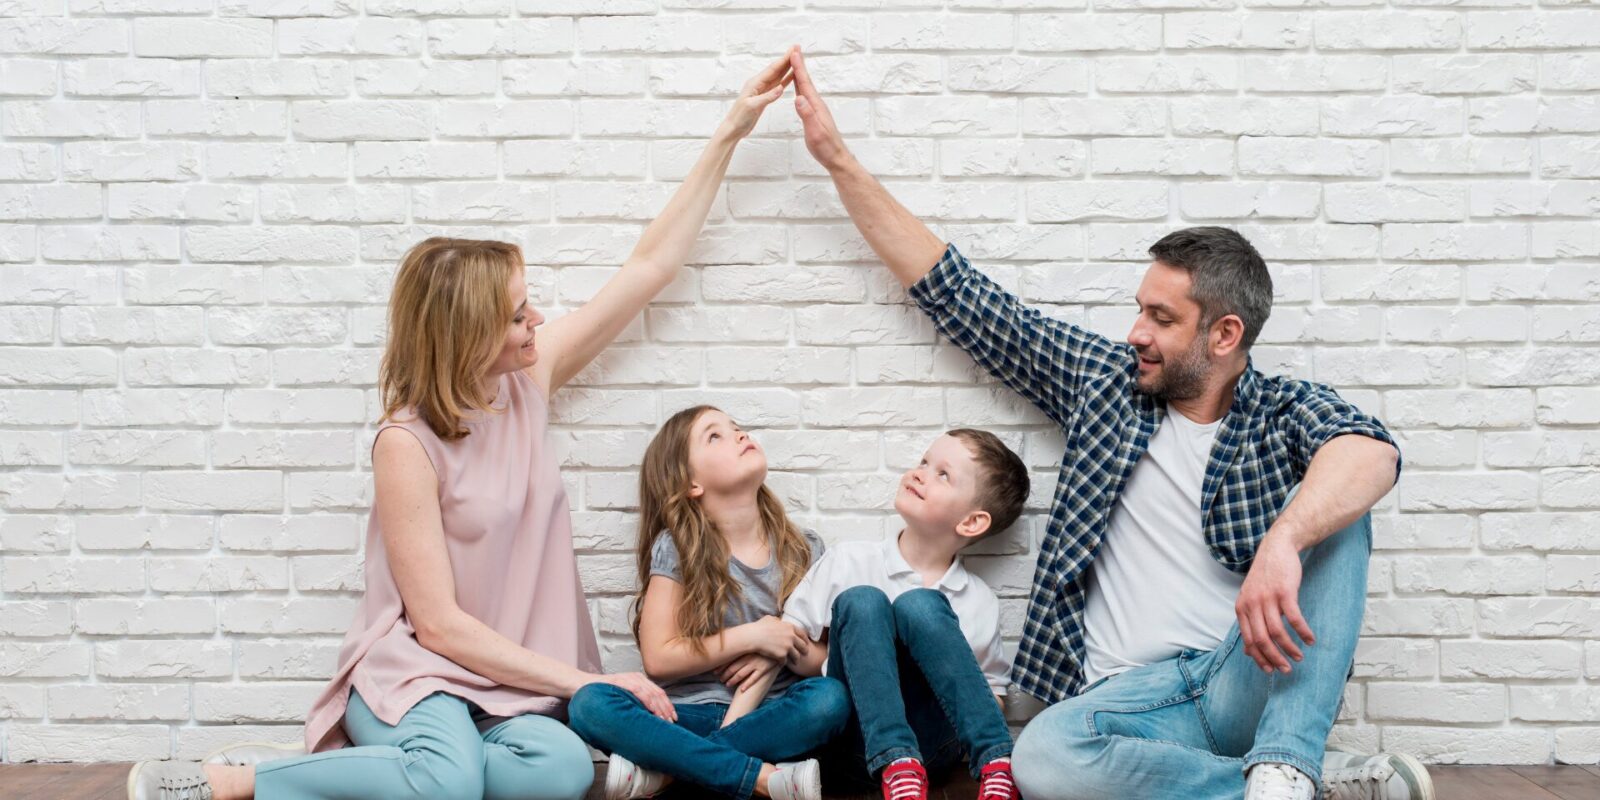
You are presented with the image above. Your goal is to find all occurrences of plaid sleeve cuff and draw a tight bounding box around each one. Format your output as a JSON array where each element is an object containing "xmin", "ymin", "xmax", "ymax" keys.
[
  {"xmin": 907, "ymin": 243, "xmax": 969, "ymax": 313},
  {"xmin": 1304, "ymin": 417, "xmax": 1403, "ymax": 481}
]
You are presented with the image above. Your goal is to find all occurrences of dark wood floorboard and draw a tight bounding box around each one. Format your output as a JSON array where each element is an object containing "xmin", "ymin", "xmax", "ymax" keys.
[
  {"xmin": 4, "ymin": 762, "xmax": 1598, "ymax": 799},
  {"xmin": 1510, "ymin": 765, "xmax": 1600, "ymax": 800},
  {"xmin": 1431, "ymin": 766, "xmax": 1564, "ymax": 800}
]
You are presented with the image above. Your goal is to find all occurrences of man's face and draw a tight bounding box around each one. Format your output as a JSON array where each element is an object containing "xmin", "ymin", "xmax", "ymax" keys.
[{"xmin": 1127, "ymin": 261, "xmax": 1212, "ymax": 402}]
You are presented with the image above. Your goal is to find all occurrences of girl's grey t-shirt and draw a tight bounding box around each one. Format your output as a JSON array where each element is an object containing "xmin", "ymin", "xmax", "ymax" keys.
[{"xmin": 649, "ymin": 529, "xmax": 825, "ymax": 705}]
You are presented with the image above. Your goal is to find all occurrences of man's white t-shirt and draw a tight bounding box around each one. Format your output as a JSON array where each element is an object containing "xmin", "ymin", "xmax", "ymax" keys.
[{"xmin": 1082, "ymin": 404, "xmax": 1245, "ymax": 686}]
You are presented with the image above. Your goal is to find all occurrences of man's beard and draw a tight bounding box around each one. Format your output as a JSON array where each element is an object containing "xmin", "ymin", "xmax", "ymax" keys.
[{"xmin": 1135, "ymin": 334, "xmax": 1210, "ymax": 402}]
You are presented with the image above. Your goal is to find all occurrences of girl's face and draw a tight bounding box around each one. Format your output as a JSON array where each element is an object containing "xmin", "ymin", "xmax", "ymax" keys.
[
  {"xmin": 487, "ymin": 272, "xmax": 544, "ymax": 376},
  {"xmin": 686, "ymin": 409, "xmax": 767, "ymax": 499}
]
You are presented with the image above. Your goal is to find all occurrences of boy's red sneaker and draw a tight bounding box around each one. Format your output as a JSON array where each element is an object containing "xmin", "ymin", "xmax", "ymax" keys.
[
  {"xmin": 881, "ymin": 758, "xmax": 928, "ymax": 800},
  {"xmin": 978, "ymin": 759, "xmax": 1019, "ymax": 800}
]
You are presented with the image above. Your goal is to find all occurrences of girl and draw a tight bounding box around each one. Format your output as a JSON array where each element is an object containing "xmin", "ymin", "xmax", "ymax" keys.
[
  {"xmin": 126, "ymin": 52, "xmax": 797, "ymax": 800},
  {"xmin": 567, "ymin": 405, "xmax": 850, "ymax": 800}
]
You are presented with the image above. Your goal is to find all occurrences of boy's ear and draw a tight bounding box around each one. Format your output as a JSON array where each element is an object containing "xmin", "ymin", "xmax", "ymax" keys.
[
  {"xmin": 688, "ymin": 481, "xmax": 704, "ymax": 499},
  {"xmin": 956, "ymin": 509, "xmax": 991, "ymax": 540}
]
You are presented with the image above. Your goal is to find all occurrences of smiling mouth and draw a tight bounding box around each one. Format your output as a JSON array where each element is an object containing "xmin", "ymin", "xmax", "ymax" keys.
[{"xmin": 904, "ymin": 484, "xmax": 924, "ymax": 499}]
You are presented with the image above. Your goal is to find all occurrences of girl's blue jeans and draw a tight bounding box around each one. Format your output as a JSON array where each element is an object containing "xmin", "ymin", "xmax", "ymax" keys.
[{"xmin": 566, "ymin": 675, "xmax": 850, "ymax": 799}]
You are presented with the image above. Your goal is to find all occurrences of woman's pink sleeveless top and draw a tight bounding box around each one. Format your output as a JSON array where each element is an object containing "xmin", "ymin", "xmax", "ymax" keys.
[{"xmin": 303, "ymin": 369, "xmax": 602, "ymax": 752}]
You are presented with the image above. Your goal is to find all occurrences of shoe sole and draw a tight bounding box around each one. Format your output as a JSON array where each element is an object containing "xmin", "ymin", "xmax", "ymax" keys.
[
  {"xmin": 604, "ymin": 754, "xmax": 631, "ymax": 800},
  {"xmin": 124, "ymin": 761, "xmax": 143, "ymax": 800},
  {"xmin": 1389, "ymin": 752, "xmax": 1436, "ymax": 800},
  {"xmin": 200, "ymin": 740, "xmax": 303, "ymax": 766}
]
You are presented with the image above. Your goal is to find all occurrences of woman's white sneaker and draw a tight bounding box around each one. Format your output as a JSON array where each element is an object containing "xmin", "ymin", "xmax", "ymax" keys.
[{"xmin": 201, "ymin": 741, "xmax": 303, "ymax": 767}]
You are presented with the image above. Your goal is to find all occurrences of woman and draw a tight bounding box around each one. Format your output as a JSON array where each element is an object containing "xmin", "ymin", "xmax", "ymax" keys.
[{"xmin": 127, "ymin": 51, "xmax": 798, "ymax": 800}]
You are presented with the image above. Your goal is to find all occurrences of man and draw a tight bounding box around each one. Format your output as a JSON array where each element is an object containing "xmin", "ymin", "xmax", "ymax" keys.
[{"xmin": 784, "ymin": 49, "xmax": 1434, "ymax": 800}]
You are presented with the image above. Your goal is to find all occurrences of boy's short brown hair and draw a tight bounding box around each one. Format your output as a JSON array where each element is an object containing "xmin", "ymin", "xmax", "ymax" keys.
[{"xmin": 947, "ymin": 428, "xmax": 1030, "ymax": 540}]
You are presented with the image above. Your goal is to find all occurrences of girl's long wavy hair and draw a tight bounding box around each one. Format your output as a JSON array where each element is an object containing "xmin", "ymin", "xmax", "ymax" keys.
[
  {"xmin": 631, "ymin": 405, "xmax": 813, "ymax": 654},
  {"xmin": 378, "ymin": 237, "xmax": 523, "ymax": 442}
]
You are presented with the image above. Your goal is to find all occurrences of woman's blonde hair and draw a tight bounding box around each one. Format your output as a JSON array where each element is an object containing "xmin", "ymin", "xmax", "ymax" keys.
[
  {"xmin": 379, "ymin": 237, "xmax": 524, "ymax": 441},
  {"xmin": 632, "ymin": 405, "xmax": 813, "ymax": 653}
]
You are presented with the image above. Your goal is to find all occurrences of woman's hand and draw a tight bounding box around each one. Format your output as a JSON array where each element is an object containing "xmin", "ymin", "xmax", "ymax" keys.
[
  {"xmin": 583, "ymin": 671, "xmax": 677, "ymax": 723},
  {"xmin": 744, "ymin": 615, "xmax": 809, "ymax": 661},
  {"xmin": 717, "ymin": 653, "xmax": 780, "ymax": 692},
  {"xmin": 718, "ymin": 47, "xmax": 796, "ymax": 141}
]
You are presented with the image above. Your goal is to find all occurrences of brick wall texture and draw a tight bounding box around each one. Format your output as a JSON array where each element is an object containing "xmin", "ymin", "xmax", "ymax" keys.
[{"xmin": 2, "ymin": 0, "xmax": 1599, "ymax": 766}]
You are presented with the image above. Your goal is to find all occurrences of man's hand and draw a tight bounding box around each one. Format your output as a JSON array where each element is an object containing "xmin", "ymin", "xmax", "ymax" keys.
[
  {"xmin": 789, "ymin": 47, "xmax": 853, "ymax": 172},
  {"xmin": 1235, "ymin": 535, "xmax": 1314, "ymax": 674}
]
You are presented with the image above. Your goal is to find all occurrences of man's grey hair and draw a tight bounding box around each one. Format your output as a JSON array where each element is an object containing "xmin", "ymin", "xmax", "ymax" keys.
[{"xmin": 1147, "ymin": 226, "xmax": 1273, "ymax": 350}]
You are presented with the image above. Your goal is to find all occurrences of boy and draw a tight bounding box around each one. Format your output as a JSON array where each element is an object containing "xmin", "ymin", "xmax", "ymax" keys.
[{"xmin": 780, "ymin": 429, "xmax": 1029, "ymax": 800}]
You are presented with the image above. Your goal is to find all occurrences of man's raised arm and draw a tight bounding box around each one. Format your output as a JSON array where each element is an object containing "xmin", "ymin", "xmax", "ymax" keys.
[{"xmin": 790, "ymin": 48, "xmax": 945, "ymax": 287}]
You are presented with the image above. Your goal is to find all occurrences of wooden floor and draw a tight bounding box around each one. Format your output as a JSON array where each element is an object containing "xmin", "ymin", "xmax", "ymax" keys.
[{"xmin": 3, "ymin": 762, "xmax": 1598, "ymax": 799}]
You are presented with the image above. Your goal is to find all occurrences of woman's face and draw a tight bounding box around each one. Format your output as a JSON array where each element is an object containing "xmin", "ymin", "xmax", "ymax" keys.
[{"xmin": 487, "ymin": 271, "xmax": 544, "ymax": 377}]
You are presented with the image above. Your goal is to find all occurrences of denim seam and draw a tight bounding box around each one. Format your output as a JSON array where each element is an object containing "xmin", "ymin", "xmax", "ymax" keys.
[
  {"xmin": 733, "ymin": 756, "xmax": 763, "ymax": 800},
  {"xmin": 866, "ymin": 745, "xmax": 921, "ymax": 777},
  {"xmin": 1178, "ymin": 657, "xmax": 1225, "ymax": 756},
  {"xmin": 1083, "ymin": 691, "xmax": 1199, "ymax": 737},
  {"xmin": 254, "ymin": 748, "xmax": 407, "ymax": 775},
  {"xmin": 969, "ymin": 742, "xmax": 1014, "ymax": 778},
  {"xmin": 1245, "ymin": 749, "xmax": 1322, "ymax": 784}
]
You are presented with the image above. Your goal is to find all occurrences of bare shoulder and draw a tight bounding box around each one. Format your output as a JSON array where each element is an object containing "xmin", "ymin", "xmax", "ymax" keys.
[{"xmin": 372, "ymin": 426, "xmax": 436, "ymax": 484}]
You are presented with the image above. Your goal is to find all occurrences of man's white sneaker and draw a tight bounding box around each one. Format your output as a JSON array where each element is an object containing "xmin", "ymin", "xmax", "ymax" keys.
[
  {"xmin": 1322, "ymin": 750, "xmax": 1436, "ymax": 800},
  {"xmin": 1245, "ymin": 763, "xmax": 1317, "ymax": 800},
  {"xmin": 604, "ymin": 752, "xmax": 671, "ymax": 800}
]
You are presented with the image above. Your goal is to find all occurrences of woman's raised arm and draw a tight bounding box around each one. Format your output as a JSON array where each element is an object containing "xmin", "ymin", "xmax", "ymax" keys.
[{"xmin": 529, "ymin": 49, "xmax": 796, "ymax": 395}]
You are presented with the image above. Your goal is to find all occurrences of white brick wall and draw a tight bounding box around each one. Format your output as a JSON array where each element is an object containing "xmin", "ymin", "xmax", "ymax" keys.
[{"xmin": 0, "ymin": 0, "xmax": 1597, "ymax": 767}]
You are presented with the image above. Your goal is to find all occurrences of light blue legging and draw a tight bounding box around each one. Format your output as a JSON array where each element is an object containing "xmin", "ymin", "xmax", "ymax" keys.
[{"xmin": 254, "ymin": 689, "xmax": 593, "ymax": 800}]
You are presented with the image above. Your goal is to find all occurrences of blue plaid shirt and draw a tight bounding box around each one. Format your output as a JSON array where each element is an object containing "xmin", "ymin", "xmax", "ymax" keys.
[{"xmin": 909, "ymin": 244, "xmax": 1400, "ymax": 703}]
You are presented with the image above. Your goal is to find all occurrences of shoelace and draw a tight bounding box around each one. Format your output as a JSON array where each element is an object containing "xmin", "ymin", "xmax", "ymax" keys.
[
  {"xmin": 1322, "ymin": 761, "xmax": 1395, "ymax": 800},
  {"xmin": 883, "ymin": 765, "xmax": 926, "ymax": 800},
  {"xmin": 978, "ymin": 767, "xmax": 1016, "ymax": 800},
  {"xmin": 1249, "ymin": 764, "xmax": 1313, "ymax": 800},
  {"xmin": 158, "ymin": 772, "xmax": 213, "ymax": 800}
]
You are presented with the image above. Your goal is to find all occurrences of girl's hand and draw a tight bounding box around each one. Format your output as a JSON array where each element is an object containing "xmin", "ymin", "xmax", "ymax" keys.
[
  {"xmin": 719, "ymin": 47, "xmax": 796, "ymax": 141},
  {"xmin": 717, "ymin": 653, "xmax": 780, "ymax": 691},
  {"xmin": 584, "ymin": 671, "xmax": 677, "ymax": 723},
  {"xmin": 746, "ymin": 615, "xmax": 809, "ymax": 661}
]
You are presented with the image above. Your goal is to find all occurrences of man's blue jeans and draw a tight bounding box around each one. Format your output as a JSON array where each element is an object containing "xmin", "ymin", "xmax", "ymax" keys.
[
  {"xmin": 567, "ymin": 675, "xmax": 849, "ymax": 799},
  {"xmin": 825, "ymin": 586, "xmax": 1013, "ymax": 786},
  {"xmin": 1013, "ymin": 512, "xmax": 1372, "ymax": 800}
]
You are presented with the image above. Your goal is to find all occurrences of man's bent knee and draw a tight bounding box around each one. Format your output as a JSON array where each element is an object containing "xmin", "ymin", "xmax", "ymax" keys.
[{"xmin": 1013, "ymin": 702, "xmax": 1104, "ymax": 800}]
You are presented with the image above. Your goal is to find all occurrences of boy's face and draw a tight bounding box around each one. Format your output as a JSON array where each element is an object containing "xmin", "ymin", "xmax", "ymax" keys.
[
  {"xmin": 686, "ymin": 408, "xmax": 767, "ymax": 498},
  {"xmin": 895, "ymin": 434, "xmax": 985, "ymax": 536}
]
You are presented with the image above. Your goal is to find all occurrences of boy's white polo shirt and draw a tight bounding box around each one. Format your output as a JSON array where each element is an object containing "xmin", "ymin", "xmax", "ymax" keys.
[{"xmin": 782, "ymin": 531, "xmax": 1011, "ymax": 693}]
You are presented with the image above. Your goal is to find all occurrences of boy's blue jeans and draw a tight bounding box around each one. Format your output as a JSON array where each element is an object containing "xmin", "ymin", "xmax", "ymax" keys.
[
  {"xmin": 566, "ymin": 675, "xmax": 849, "ymax": 799},
  {"xmin": 825, "ymin": 585, "xmax": 1014, "ymax": 785},
  {"xmin": 1012, "ymin": 512, "xmax": 1372, "ymax": 800}
]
